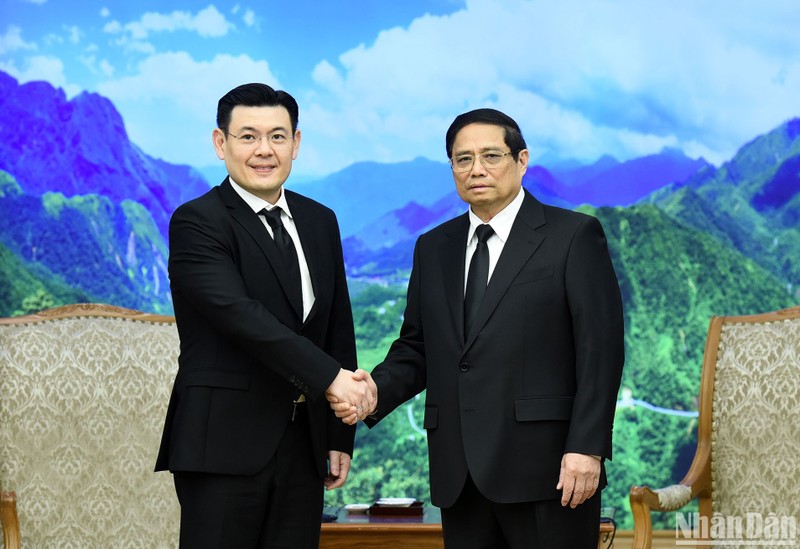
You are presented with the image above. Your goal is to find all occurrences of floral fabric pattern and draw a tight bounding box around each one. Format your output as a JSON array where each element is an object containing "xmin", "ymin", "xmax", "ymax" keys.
[
  {"xmin": 711, "ymin": 317, "xmax": 800, "ymax": 521},
  {"xmin": 1, "ymin": 306, "xmax": 180, "ymax": 548}
]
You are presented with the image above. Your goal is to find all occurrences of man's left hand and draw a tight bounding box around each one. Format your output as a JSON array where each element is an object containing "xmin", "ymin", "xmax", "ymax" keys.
[
  {"xmin": 324, "ymin": 451, "xmax": 352, "ymax": 491},
  {"xmin": 556, "ymin": 452, "xmax": 601, "ymax": 508}
]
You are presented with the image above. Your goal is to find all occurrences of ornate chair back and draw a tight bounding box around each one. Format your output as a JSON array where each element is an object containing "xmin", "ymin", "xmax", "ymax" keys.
[
  {"xmin": 630, "ymin": 306, "xmax": 800, "ymax": 548},
  {"xmin": 0, "ymin": 304, "xmax": 180, "ymax": 548},
  {"xmin": 710, "ymin": 307, "xmax": 800, "ymax": 524}
]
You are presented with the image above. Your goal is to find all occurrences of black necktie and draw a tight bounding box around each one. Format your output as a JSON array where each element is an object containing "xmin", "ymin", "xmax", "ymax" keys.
[
  {"xmin": 260, "ymin": 207, "xmax": 302, "ymax": 313},
  {"xmin": 464, "ymin": 224, "xmax": 494, "ymax": 338}
]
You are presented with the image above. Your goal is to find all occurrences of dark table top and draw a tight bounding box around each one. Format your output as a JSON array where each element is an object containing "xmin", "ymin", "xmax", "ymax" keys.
[{"xmin": 324, "ymin": 505, "xmax": 442, "ymax": 525}]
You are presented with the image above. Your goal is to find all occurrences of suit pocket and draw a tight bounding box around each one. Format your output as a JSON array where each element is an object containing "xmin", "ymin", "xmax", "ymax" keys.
[
  {"xmin": 183, "ymin": 370, "xmax": 250, "ymax": 391},
  {"xmin": 423, "ymin": 406, "xmax": 439, "ymax": 429},
  {"xmin": 514, "ymin": 396, "xmax": 573, "ymax": 421},
  {"xmin": 511, "ymin": 265, "xmax": 554, "ymax": 286}
]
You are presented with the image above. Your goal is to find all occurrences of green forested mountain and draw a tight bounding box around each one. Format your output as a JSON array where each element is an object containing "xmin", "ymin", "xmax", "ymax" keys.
[
  {"xmin": 649, "ymin": 186, "xmax": 797, "ymax": 283},
  {"xmin": 0, "ymin": 169, "xmax": 172, "ymax": 315},
  {"xmin": 688, "ymin": 118, "xmax": 800, "ymax": 210},
  {"xmin": 0, "ymin": 239, "xmax": 89, "ymax": 316},
  {"xmin": 648, "ymin": 118, "xmax": 800, "ymax": 288},
  {"xmin": 0, "ymin": 171, "xmax": 88, "ymax": 315},
  {"xmin": 589, "ymin": 203, "xmax": 794, "ymax": 527}
]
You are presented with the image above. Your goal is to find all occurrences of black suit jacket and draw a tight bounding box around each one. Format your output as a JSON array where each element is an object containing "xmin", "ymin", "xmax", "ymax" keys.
[
  {"xmin": 155, "ymin": 179, "xmax": 357, "ymax": 478},
  {"xmin": 367, "ymin": 190, "xmax": 624, "ymax": 508}
]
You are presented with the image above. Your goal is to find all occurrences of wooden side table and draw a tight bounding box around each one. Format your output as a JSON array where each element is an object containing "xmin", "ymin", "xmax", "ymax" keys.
[{"xmin": 320, "ymin": 507, "xmax": 615, "ymax": 548}]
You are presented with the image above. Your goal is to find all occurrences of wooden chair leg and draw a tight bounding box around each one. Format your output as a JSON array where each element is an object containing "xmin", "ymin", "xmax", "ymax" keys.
[
  {"xmin": 629, "ymin": 485, "xmax": 656, "ymax": 549},
  {"xmin": 1, "ymin": 491, "xmax": 21, "ymax": 549}
]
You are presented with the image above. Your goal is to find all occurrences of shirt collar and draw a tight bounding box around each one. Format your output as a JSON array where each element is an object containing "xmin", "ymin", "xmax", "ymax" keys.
[
  {"xmin": 467, "ymin": 186, "xmax": 524, "ymax": 244},
  {"xmin": 228, "ymin": 177, "xmax": 293, "ymax": 219}
]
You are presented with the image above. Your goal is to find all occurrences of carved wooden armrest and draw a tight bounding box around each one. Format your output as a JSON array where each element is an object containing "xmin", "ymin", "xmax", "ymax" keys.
[
  {"xmin": 651, "ymin": 484, "xmax": 693, "ymax": 511},
  {"xmin": 1, "ymin": 491, "xmax": 21, "ymax": 549},
  {"xmin": 630, "ymin": 479, "xmax": 707, "ymax": 549}
]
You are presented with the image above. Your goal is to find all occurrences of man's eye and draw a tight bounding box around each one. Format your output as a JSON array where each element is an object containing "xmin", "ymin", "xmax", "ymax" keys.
[
  {"xmin": 271, "ymin": 134, "xmax": 287, "ymax": 142},
  {"xmin": 455, "ymin": 156, "xmax": 473, "ymax": 166},
  {"xmin": 483, "ymin": 153, "xmax": 502, "ymax": 160},
  {"xmin": 240, "ymin": 134, "xmax": 257, "ymax": 141}
]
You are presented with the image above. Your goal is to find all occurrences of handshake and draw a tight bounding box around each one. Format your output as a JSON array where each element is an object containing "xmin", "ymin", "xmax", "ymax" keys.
[{"xmin": 325, "ymin": 368, "xmax": 378, "ymax": 425}]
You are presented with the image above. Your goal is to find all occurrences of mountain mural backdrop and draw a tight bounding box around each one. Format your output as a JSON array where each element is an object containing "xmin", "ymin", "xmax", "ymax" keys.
[{"xmin": 1, "ymin": 71, "xmax": 798, "ymax": 527}]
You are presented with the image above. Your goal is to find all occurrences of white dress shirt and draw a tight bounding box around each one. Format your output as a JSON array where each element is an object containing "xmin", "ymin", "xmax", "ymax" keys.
[
  {"xmin": 463, "ymin": 187, "xmax": 525, "ymax": 295},
  {"xmin": 228, "ymin": 178, "xmax": 316, "ymax": 321}
]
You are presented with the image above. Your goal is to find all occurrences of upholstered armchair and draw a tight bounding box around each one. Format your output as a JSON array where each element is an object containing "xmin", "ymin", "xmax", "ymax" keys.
[
  {"xmin": 0, "ymin": 304, "xmax": 180, "ymax": 548},
  {"xmin": 629, "ymin": 306, "xmax": 800, "ymax": 548}
]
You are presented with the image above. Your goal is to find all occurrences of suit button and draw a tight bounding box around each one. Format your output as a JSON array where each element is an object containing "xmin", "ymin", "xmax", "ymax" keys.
[{"xmin": 459, "ymin": 362, "xmax": 469, "ymax": 372}]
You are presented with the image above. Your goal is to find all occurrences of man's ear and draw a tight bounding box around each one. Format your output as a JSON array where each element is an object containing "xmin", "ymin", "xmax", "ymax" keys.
[
  {"xmin": 212, "ymin": 128, "xmax": 226, "ymax": 160},
  {"xmin": 517, "ymin": 148, "xmax": 530, "ymax": 176},
  {"xmin": 291, "ymin": 129, "xmax": 302, "ymax": 160}
]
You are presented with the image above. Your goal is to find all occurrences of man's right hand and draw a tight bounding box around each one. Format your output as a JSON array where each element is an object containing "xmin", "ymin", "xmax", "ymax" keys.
[{"xmin": 326, "ymin": 369, "xmax": 378, "ymax": 425}]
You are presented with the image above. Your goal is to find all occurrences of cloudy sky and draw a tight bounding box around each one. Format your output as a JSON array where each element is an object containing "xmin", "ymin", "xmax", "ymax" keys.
[{"xmin": 1, "ymin": 0, "xmax": 799, "ymax": 178}]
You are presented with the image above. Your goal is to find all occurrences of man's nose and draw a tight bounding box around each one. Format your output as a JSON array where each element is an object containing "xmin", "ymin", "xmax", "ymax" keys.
[
  {"xmin": 254, "ymin": 136, "xmax": 274, "ymax": 154},
  {"xmin": 469, "ymin": 156, "xmax": 488, "ymax": 175}
]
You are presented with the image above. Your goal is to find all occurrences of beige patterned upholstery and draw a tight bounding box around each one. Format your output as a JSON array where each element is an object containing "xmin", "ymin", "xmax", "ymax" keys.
[
  {"xmin": 629, "ymin": 306, "xmax": 800, "ymax": 548},
  {"xmin": 0, "ymin": 304, "xmax": 180, "ymax": 548}
]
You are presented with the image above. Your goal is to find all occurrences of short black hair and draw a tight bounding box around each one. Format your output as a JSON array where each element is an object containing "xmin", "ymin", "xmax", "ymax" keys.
[
  {"xmin": 445, "ymin": 108, "xmax": 527, "ymax": 161},
  {"xmin": 216, "ymin": 83, "xmax": 299, "ymax": 134}
]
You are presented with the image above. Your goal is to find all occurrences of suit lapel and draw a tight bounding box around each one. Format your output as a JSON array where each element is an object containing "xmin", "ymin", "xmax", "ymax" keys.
[
  {"xmin": 220, "ymin": 179, "xmax": 304, "ymax": 320},
  {"xmin": 440, "ymin": 215, "xmax": 470, "ymax": 342},
  {"xmin": 464, "ymin": 191, "xmax": 546, "ymax": 349}
]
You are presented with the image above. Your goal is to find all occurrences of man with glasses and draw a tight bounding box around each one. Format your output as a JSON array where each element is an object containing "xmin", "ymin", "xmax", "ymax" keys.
[
  {"xmin": 332, "ymin": 108, "xmax": 624, "ymax": 548},
  {"xmin": 155, "ymin": 83, "xmax": 374, "ymax": 548}
]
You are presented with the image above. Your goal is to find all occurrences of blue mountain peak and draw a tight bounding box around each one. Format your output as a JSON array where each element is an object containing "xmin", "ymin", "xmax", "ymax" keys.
[{"xmin": 0, "ymin": 71, "xmax": 209, "ymax": 239}]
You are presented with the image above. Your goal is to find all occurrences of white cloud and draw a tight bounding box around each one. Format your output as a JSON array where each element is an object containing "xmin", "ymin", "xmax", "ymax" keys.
[
  {"xmin": 103, "ymin": 20, "xmax": 122, "ymax": 34},
  {"xmin": 97, "ymin": 51, "xmax": 281, "ymax": 167},
  {"xmin": 99, "ymin": 59, "xmax": 114, "ymax": 77},
  {"xmin": 104, "ymin": 5, "xmax": 233, "ymax": 40},
  {"xmin": 78, "ymin": 46, "xmax": 115, "ymax": 79},
  {"xmin": 0, "ymin": 26, "xmax": 36, "ymax": 55},
  {"xmin": 298, "ymin": 0, "xmax": 800, "ymax": 172},
  {"xmin": 187, "ymin": 5, "xmax": 233, "ymax": 37},
  {"xmin": 14, "ymin": 0, "xmax": 790, "ymax": 176},
  {"xmin": 109, "ymin": 34, "xmax": 157, "ymax": 55},
  {"xmin": 101, "ymin": 20, "xmax": 151, "ymax": 55},
  {"xmin": 310, "ymin": 60, "xmax": 343, "ymax": 95},
  {"xmin": 242, "ymin": 10, "xmax": 257, "ymax": 28},
  {"xmin": 64, "ymin": 25, "xmax": 81, "ymax": 44},
  {"xmin": 0, "ymin": 55, "xmax": 80, "ymax": 97}
]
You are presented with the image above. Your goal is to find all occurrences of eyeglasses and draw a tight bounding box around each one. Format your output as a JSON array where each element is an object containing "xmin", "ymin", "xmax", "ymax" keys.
[
  {"xmin": 450, "ymin": 151, "xmax": 514, "ymax": 173},
  {"xmin": 227, "ymin": 131, "xmax": 292, "ymax": 148}
]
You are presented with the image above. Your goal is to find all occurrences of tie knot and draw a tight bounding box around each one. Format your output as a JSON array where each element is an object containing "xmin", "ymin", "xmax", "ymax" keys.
[
  {"xmin": 260, "ymin": 207, "xmax": 283, "ymax": 230},
  {"xmin": 475, "ymin": 224, "xmax": 494, "ymax": 243}
]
